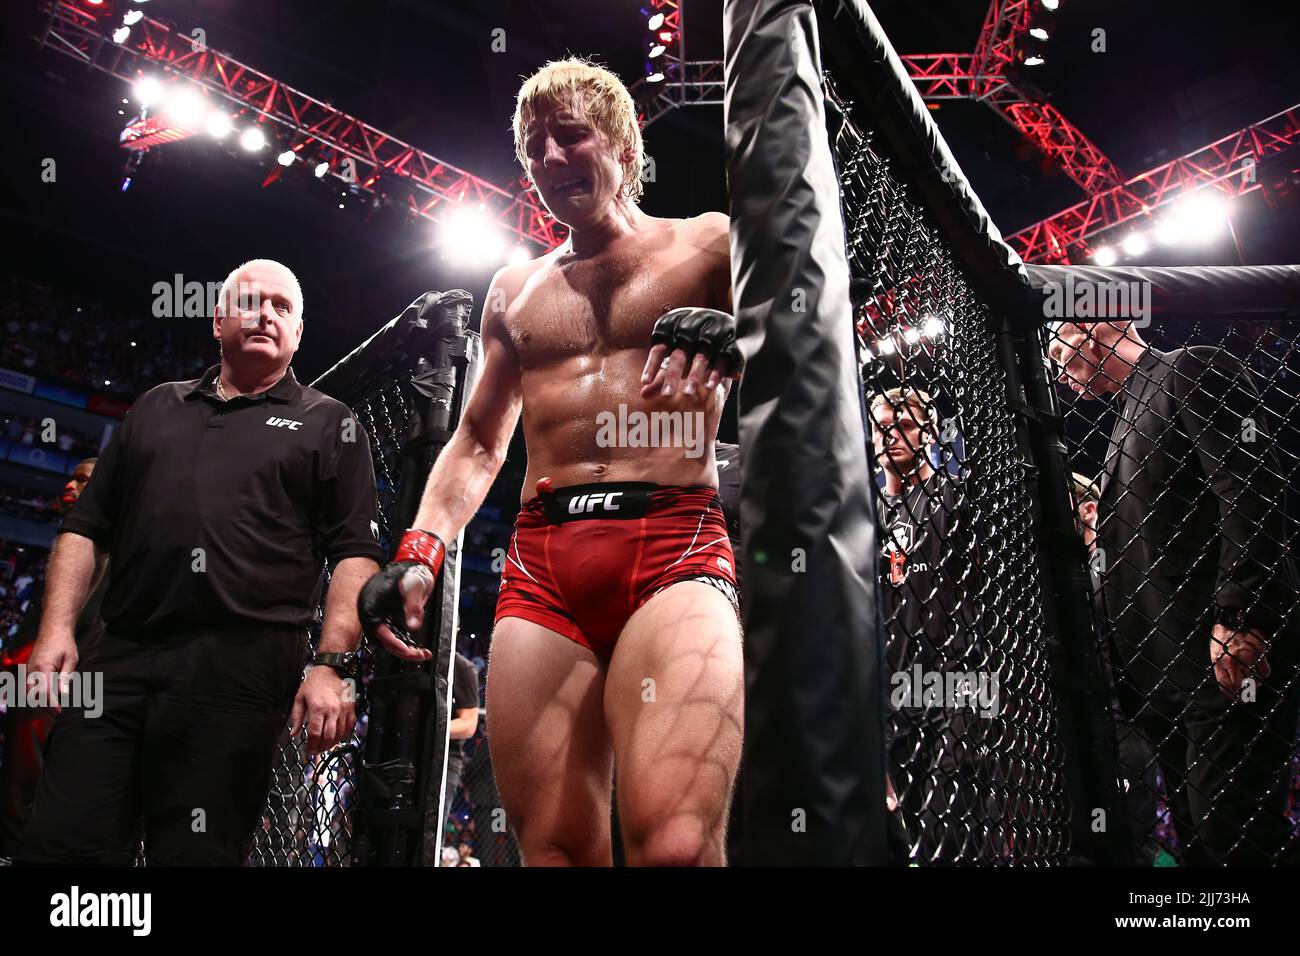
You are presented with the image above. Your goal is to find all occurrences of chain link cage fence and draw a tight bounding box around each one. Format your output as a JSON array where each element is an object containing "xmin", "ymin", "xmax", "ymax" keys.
[
  {"xmin": 827, "ymin": 82, "xmax": 1073, "ymax": 865},
  {"xmin": 1044, "ymin": 310, "xmax": 1300, "ymax": 866},
  {"xmin": 248, "ymin": 322, "xmax": 524, "ymax": 867},
  {"xmin": 249, "ymin": 379, "xmax": 410, "ymax": 867}
]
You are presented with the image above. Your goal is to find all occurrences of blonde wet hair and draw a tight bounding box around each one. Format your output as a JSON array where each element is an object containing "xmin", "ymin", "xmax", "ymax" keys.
[{"xmin": 513, "ymin": 57, "xmax": 645, "ymax": 203}]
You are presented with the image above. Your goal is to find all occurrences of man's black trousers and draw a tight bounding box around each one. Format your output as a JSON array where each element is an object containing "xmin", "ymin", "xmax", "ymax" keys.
[{"xmin": 16, "ymin": 625, "xmax": 305, "ymax": 866}]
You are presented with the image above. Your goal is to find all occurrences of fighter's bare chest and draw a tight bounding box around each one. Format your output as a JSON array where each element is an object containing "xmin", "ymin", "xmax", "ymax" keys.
[{"xmin": 506, "ymin": 250, "xmax": 718, "ymax": 367}]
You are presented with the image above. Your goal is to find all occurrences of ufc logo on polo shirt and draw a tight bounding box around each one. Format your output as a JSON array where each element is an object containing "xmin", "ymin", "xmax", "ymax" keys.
[
  {"xmin": 266, "ymin": 417, "xmax": 304, "ymax": 430},
  {"xmin": 568, "ymin": 491, "xmax": 623, "ymax": 514}
]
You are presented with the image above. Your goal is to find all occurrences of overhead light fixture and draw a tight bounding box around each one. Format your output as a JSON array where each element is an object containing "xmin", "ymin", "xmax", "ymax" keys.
[
  {"xmin": 1167, "ymin": 191, "xmax": 1231, "ymax": 244},
  {"xmin": 162, "ymin": 87, "xmax": 206, "ymax": 127},
  {"xmin": 1121, "ymin": 233, "xmax": 1149, "ymax": 257},
  {"xmin": 205, "ymin": 112, "xmax": 233, "ymax": 139},
  {"xmin": 277, "ymin": 150, "xmax": 297, "ymax": 167},
  {"xmin": 133, "ymin": 76, "xmax": 163, "ymax": 108},
  {"xmin": 239, "ymin": 127, "xmax": 266, "ymax": 152},
  {"xmin": 1093, "ymin": 245, "xmax": 1118, "ymax": 266},
  {"xmin": 1153, "ymin": 217, "xmax": 1181, "ymax": 246},
  {"xmin": 314, "ymin": 161, "xmax": 330, "ymax": 178},
  {"xmin": 439, "ymin": 207, "xmax": 507, "ymax": 267},
  {"xmin": 112, "ymin": 26, "xmax": 131, "ymax": 44}
]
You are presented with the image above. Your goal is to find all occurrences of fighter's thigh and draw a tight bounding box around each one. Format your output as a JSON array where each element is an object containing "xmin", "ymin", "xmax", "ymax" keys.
[
  {"xmin": 485, "ymin": 617, "xmax": 613, "ymax": 847},
  {"xmin": 604, "ymin": 582, "xmax": 744, "ymax": 835}
]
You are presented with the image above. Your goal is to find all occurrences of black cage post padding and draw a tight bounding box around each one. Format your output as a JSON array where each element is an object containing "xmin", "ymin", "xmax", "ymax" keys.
[
  {"xmin": 724, "ymin": 0, "xmax": 888, "ymax": 865},
  {"xmin": 310, "ymin": 290, "xmax": 478, "ymax": 868},
  {"xmin": 414, "ymin": 303, "xmax": 481, "ymax": 868},
  {"xmin": 312, "ymin": 291, "xmax": 473, "ymax": 403}
]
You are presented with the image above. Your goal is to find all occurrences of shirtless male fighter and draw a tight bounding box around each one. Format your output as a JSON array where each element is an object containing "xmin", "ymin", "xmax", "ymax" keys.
[{"xmin": 357, "ymin": 58, "xmax": 745, "ymax": 866}]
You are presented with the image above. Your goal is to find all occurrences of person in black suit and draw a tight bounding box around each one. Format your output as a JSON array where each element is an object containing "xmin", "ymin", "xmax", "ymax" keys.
[{"xmin": 1049, "ymin": 319, "xmax": 1299, "ymax": 864}]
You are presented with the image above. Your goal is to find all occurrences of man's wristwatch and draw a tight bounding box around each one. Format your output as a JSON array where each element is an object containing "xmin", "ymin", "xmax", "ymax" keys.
[
  {"xmin": 1215, "ymin": 607, "xmax": 1252, "ymax": 633},
  {"xmin": 312, "ymin": 651, "xmax": 361, "ymax": 680}
]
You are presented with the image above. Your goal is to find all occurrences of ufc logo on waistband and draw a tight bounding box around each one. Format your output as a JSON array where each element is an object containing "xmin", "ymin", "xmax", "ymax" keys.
[
  {"xmin": 568, "ymin": 491, "xmax": 623, "ymax": 514},
  {"xmin": 266, "ymin": 417, "xmax": 303, "ymax": 430}
]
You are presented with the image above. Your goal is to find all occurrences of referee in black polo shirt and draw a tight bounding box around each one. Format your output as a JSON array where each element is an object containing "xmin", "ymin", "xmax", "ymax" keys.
[{"xmin": 16, "ymin": 259, "xmax": 385, "ymax": 865}]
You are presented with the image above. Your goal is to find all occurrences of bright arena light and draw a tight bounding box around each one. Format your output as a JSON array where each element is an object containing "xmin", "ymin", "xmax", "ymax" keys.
[
  {"xmin": 922, "ymin": 315, "xmax": 946, "ymax": 338},
  {"xmin": 133, "ymin": 76, "xmax": 164, "ymax": 108},
  {"xmin": 1024, "ymin": 55, "xmax": 1045, "ymax": 67},
  {"xmin": 1154, "ymin": 217, "xmax": 1181, "ymax": 246},
  {"xmin": 277, "ymin": 150, "xmax": 297, "ymax": 167},
  {"xmin": 313, "ymin": 161, "xmax": 330, "ymax": 178},
  {"xmin": 1041, "ymin": 0, "xmax": 1060, "ymax": 9},
  {"xmin": 649, "ymin": 43, "xmax": 666, "ymax": 58},
  {"xmin": 162, "ymin": 87, "xmax": 206, "ymax": 127},
  {"xmin": 647, "ymin": 13, "xmax": 665, "ymax": 30},
  {"xmin": 239, "ymin": 127, "xmax": 267, "ymax": 152},
  {"xmin": 1162, "ymin": 191, "xmax": 1231, "ymax": 245},
  {"xmin": 205, "ymin": 112, "xmax": 233, "ymax": 139},
  {"xmin": 647, "ymin": 70, "xmax": 665, "ymax": 83},
  {"xmin": 878, "ymin": 337, "xmax": 898, "ymax": 356},
  {"xmin": 1093, "ymin": 245, "xmax": 1119, "ymax": 267},
  {"xmin": 508, "ymin": 246, "xmax": 532, "ymax": 266},
  {"xmin": 440, "ymin": 208, "xmax": 506, "ymax": 266},
  {"xmin": 123, "ymin": 9, "xmax": 144, "ymax": 25},
  {"xmin": 903, "ymin": 328, "xmax": 922, "ymax": 345},
  {"xmin": 112, "ymin": 26, "xmax": 131, "ymax": 45},
  {"xmin": 1121, "ymin": 233, "xmax": 1149, "ymax": 257},
  {"xmin": 1029, "ymin": 27, "xmax": 1049, "ymax": 40}
]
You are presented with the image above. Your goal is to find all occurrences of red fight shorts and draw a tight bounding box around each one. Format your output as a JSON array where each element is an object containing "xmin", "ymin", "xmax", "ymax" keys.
[{"xmin": 494, "ymin": 481, "xmax": 739, "ymax": 659}]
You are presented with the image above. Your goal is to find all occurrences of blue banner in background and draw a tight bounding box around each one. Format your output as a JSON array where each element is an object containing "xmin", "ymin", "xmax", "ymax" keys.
[
  {"xmin": 0, "ymin": 368, "xmax": 36, "ymax": 395},
  {"xmin": 32, "ymin": 380, "xmax": 89, "ymax": 410},
  {"xmin": 5, "ymin": 442, "xmax": 71, "ymax": 475}
]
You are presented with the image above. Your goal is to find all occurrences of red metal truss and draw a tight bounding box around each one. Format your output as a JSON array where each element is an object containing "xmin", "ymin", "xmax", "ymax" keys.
[
  {"xmin": 641, "ymin": 2, "xmax": 1125, "ymax": 201},
  {"xmin": 898, "ymin": 54, "xmax": 977, "ymax": 100},
  {"xmin": 985, "ymin": 87, "xmax": 1125, "ymax": 194},
  {"xmin": 648, "ymin": 0, "xmax": 682, "ymax": 43},
  {"xmin": 970, "ymin": 0, "xmax": 1033, "ymax": 98},
  {"xmin": 630, "ymin": 0, "xmax": 695, "ymax": 124},
  {"xmin": 36, "ymin": 0, "xmax": 565, "ymax": 252},
  {"xmin": 968, "ymin": 0, "xmax": 1125, "ymax": 195},
  {"xmin": 1007, "ymin": 105, "xmax": 1300, "ymax": 262},
  {"xmin": 630, "ymin": 60, "xmax": 726, "ymax": 126}
]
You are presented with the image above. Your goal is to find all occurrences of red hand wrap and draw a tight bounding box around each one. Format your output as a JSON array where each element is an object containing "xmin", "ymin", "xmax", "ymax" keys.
[{"xmin": 394, "ymin": 529, "xmax": 446, "ymax": 575}]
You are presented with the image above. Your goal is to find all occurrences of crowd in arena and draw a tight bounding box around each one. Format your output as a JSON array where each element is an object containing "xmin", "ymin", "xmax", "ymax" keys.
[
  {"xmin": 0, "ymin": 417, "xmax": 102, "ymax": 462},
  {"xmin": 0, "ymin": 276, "xmax": 210, "ymax": 399},
  {"xmin": 0, "ymin": 543, "xmax": 45, "ymax": 650}
]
